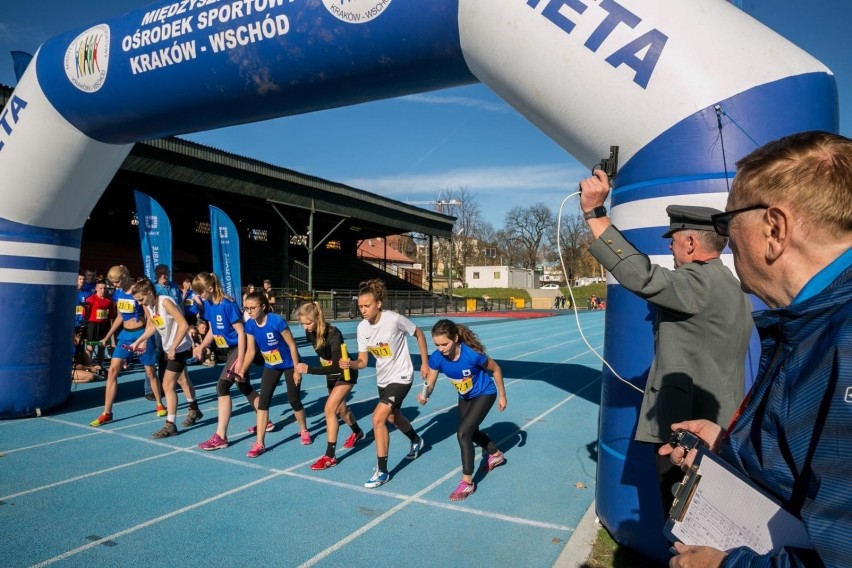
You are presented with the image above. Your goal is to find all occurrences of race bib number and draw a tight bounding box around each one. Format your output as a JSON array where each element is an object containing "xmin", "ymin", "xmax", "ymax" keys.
[
  {"xmin": 213, "ymin": 335, "xmax": 228, "ymax": 348},
  {"xmin": 320, "ymin": 357, "xmax": 332, "ymax": 367},
  {"xmin": 76, "ymin": 306, "xmax": 84, "ymax": 316},
  {"xmin": 451, "ymin": 377, "xmax": 473, "ymax": 395},
  {"xmin": 116, "ymin": 299, "xmax": 135, "ymax": 313},
  {"xmin": 262, "ymin": 349, "xmax": 283, "ymax": 365},
  {"xmin": 184, "ymin": 299, "xmax": 194, "ymax": 306},
  {"xmin": 95, "ymin": 309, "xmax": 109, "ymax": 320},
  {"xmin": 151, "ymin": 314, "xmax": 165, "ymax": 328},
  {"xmin": 367, "ymin": 344, "xmax": 392, "ymax": 358}
]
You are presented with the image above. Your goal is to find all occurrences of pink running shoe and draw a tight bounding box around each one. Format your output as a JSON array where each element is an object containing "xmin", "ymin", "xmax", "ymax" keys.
[
  {"xmin": 247, "ymin": 441, "xmax": 266, "ymax": 458},
  {"xmin": 198, "ymin": 433, "xmax": 229, "ymax": 451},
  {"xmin": 248, "ymin": 420, "xmax": 275, "ymax": 434},
  {"xmin": 449, "ymin": 480, "xmax": 476, "ymax": 501},
  {"xmin": 485, "ymin": 451, "xmax": 506, "ymax": 471},
  {"xmin": 300, "ymin": 430, "xmax": 312, "ymax": 445},
  {"xmin": 343, "ymin": 430, "xmax": 364, "ymax": 449},
  {"xmin": 310, "ymin": 455, "xmax": 337, "ymax": 470}
]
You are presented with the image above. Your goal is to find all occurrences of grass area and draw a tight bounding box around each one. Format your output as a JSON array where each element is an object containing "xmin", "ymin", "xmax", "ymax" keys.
[
  {"xmin": 452, "ymin": 283, "xmax": 608, "ymax": 302},
  {"xmin": 583, "ymin": 527, "xmax": 666, "ymax": 568}
]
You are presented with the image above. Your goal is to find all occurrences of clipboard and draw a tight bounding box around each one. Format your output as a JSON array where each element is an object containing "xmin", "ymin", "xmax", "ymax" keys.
[{"xmin": 664, "ymin": 446, "xmax": 813, "ymax": 555}]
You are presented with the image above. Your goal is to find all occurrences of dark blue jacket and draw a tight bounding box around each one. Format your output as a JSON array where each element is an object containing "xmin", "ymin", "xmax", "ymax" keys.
[{"xmin": 722, "ymin": 265, "xmax": 852, "ymax": 567}]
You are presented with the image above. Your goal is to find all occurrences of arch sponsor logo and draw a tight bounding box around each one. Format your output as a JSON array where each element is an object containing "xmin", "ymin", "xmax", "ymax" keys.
[
  {"xmin": 322, "ymin": 0, "xmax": 392, "ymax": 24},
  {"xmin": 64, "ymin": 24, "xmax": 110, "ymax": 93}
]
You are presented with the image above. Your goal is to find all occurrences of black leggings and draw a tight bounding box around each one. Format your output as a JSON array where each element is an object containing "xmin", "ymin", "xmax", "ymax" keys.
[
  {"xmin": 457, "ymin": 394, "xmax": 497, "ymax": 476},
  {"xmin": 257, "ymin": 367, "xmax": 298, "ymax": 412}
]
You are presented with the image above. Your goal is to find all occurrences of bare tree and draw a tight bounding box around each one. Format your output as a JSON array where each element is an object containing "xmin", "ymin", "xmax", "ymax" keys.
[
  {"xmin": 552, "ymin": 211, "xmax": 593, "ymax": 282},
  {"xmin": 435, "ymin": 186, "xmax": 485, "ymax": 283},
  {"xmin": 503, "ymin": 202, "xmax": 555, "ymax": 269}
]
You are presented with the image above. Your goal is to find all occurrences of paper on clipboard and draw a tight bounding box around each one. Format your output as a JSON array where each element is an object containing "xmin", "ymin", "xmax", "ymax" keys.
[{"xmin": 664, "ymin": 447, "xmax": 812, "ymax": 555}]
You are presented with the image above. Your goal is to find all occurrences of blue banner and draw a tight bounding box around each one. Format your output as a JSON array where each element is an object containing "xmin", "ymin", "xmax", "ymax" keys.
[
  {"xmin": 10, "ymin": 51, "xmax": 33, "ymax": 83},
  {"xmin": 209, "ymin": 205, "xmax": 241, "ymax": 306},
  {"xmin": 133, "ymin": 190, "xmax": 172, "ymax": 280}
]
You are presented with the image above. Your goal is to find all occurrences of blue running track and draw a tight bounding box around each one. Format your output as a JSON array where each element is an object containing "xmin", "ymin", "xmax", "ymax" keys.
[{"xmin": 1, "ymin": 311, "xmax": 607, "ymax": 567}]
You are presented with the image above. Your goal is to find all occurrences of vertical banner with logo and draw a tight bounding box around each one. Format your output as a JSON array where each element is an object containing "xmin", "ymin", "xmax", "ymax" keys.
[
  {"xmin": 209, "ymin": 205, "xmax": 242, "ymax": 306},
  {"xmin": 133, "ymin": 190, "xmax": 172, "ymax": 279}
]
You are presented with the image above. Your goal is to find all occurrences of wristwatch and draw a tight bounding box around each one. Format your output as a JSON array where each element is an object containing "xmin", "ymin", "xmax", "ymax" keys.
[{"xmin": 583, "ymin": 206, "xmax": 608, "ymax": 220}]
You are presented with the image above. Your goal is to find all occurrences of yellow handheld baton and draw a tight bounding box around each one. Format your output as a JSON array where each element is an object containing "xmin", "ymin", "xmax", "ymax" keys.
[{"xmin": 341, "ymin": 344, "xmax": 351, "ymax": 381}]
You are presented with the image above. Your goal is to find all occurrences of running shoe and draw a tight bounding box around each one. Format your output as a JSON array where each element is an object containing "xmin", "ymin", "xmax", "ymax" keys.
[
  {"xmin": 310, "ymin": 455, "xmax": 337, "ymax": 470},
  {"xmin": 343, "ymin": 430, "xmax": 364, "ymax": 449},
  {"xmin": 300, "ymin": 430, "xmax": 313, "ymax": 445},
  {"xmin": 449, "ymin": 480, "xmax": 476, "ymax": 501},
  {"xmin": 144, "ymin": 393, "xmax": 156, "ymax": 401},
  {"xmin": 198, "ymin": 433, "xmax": 228, "ymax": 451},
  {"xmin": 152, "ymin": 421, "xmax": 178, "ymax": 439},
  {"xmin": 89, "ymin": 412, "xmax": 113, "ymax": 427},
  {"xmin": 406, "ymin": 436, "xmax": 424, "ymax": 460},
  {"xmin": 155, "ymin": 404, "xmax": 167, "ymax": 417},
  {"xmin": 247, "ymin": 441, "xmax": 266, "ymax": 458},
  {"xmin": 247, "ymin": 420, "xmax": 275, "ymax": 434},
  {"xmin": 181, "ymin": 409, "xmax": 203, "ymax": 427},
  {"xmin": 364, "ymin": 467, "xmax": 390, "ymax": 488},
  {"xmin": 485, "ymin": 451, "xmax": 506, "ymax": 471}
]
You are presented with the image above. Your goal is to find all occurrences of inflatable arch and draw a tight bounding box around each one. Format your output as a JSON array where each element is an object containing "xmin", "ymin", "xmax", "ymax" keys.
[{"xmin": 0, "ymin": 0, "xmax": 836, "ymax": 561}]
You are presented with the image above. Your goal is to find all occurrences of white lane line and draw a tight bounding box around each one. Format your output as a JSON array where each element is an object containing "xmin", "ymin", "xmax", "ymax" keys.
[{"xmin": 30, "ymin": 471, "xmax": 285, "ymax": 568}]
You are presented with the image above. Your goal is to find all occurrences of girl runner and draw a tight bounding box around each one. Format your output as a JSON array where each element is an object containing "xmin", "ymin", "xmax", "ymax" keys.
[
  {"xmin": 130, "ymin": 278, "xmax": 202, "ymax": 438},
  {"xmin": 193, "ymin": 272, "xmax": 254, "ymax": 451},
  {"xmin": 90, "ymin": 265, "xmax": 163, "ymax": 426},
  {"xmin": 237, "ymin": 291, "xmax": 304, "ymax": 458},
  {"xmin": 340, "ymin": 279, "xmax": 429, "ymax": 488},
  {"xmin": 418, "ymin": 319, "xmax": 507, "ymax": 501},
  {"xmin": 295, "ymin": 301, "xmax": 364, "ymax": 470}
]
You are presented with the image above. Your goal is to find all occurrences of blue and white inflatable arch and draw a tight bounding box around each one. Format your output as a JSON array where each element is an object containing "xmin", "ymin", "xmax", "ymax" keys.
[{"xmin": 0, "ymin": 0, "xmax": 836, "ymax": 561}]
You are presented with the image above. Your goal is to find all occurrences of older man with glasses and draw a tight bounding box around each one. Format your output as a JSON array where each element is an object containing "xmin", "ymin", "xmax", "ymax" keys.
[{"xmin": 660, "ymin": 131, "xmax": 852, "ymax": 567}]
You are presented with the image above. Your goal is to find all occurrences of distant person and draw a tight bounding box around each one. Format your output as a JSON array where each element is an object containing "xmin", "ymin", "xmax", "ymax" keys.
[
  {"xmin": 660, "ymin": 131, "xmax": 852, "ymax": 567},
  {"xmin": 340, "ymin": 279, "xmax": 429, "ymax": 488},
  {"xmin": 242, "ymin": 283, "xmax": 255, "ymax": 308},
  {"xmin": 296, "ymin": 302, "xmax": 365, "ymax": 470},
  {"xmin": 262, "ymin": 279, "xmax": 276, "ymax": 309},
  {"xmin": 181, "ymin": 277, "xmax": 202, "ymax": 326},
  {"xmin": 578, "ymin": 171, "xmax": 753, "ymax": 517},
  {"xmin": 418, "ymin": 319, "xmax": 507, "ymax": 501},
  {"xmin": 482, "ymin": 293, "xmax": 491, "ymax": 312},
  {"xmin": 74, "ymin": 271, "xmax": 89, "ymax": 331},
  {"xmin": 84, "ymin": 280, "xmax": 113, "ymax": 367}
]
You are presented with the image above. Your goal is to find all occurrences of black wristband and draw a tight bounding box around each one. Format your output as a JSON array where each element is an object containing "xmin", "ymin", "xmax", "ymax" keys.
[{"xmin": 583, "ymin": 206, "xmax": 608, "ymax": 220}]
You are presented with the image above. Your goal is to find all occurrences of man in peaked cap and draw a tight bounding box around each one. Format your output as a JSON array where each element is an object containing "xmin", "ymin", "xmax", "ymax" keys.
[{"xmin": 578, "ymin": 169, "xmax": 753, "ymax": 517}]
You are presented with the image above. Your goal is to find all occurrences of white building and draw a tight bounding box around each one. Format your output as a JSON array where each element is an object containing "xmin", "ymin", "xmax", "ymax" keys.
[{"xmin": 465, "ymin": 265, "xmax": 535, "ymax": 289}]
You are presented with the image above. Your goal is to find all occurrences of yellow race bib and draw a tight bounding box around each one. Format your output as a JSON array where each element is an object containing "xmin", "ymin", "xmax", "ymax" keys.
[
  {"xmin": 95, "ymin": 309, "xmax": 109, "ymax": 320},
  {"xmin": 76, "ymin": 306, "xmax": 84, "ymax": 316},
  {"xmin": 116, "ymin": 299, "xmax": 135, "ymax": 313},
  {"xmin": 262, "ymin": 349, "xmax": 283, "ymax": 365},
  {"xmin": 452, "ymin": 377, "xmax": 473, "ymax": 395},
  {"xmin": 151, "ymin": 314, "xmax": 165, "ymax": 329},
  {"xmin": 213, "ymin": 335, "xmax": 228, "ymax": 348},
  {"xmin": 367, "ymin": 344, "xmax": 393, "ymax": 358}
]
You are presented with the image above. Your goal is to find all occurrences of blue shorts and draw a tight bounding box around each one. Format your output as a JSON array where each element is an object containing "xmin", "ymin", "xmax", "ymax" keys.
[{"xmin": 113, "ymin": 328, "xmax": 158, "ymax": 366}]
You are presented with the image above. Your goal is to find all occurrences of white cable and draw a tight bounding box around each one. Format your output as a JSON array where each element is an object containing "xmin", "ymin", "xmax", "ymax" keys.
[{"xmin": 556, "ymin": 191, "xmax": 644, "ymax": 394}]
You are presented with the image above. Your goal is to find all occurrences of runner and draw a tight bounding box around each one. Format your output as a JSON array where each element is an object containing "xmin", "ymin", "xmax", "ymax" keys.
[
  {"xmin": 89, "ymin": 265, "xmax": 162, "ymax": 427},
  {"xmin": 418, "ymin": 319, "xmax": 507, "ymax": 501},
  {"xmin": 237, "ymin": 291, "xmax": 304, "ymax": 458},
  {"xmin": 130, "ymin": 278, "xmax": 202, "ymax": 438},
  {"xmin": 193, "ymin": 272, "xmax": 252, "ymax": 451},
  {"xmin": 295, "ymin": 301, "xmax": 365, "ymax": 471},
  {"xmin": 340, "ymin": 279, "xmax": 429, "ymax": 488}
]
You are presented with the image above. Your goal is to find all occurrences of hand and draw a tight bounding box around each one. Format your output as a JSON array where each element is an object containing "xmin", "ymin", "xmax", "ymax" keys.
[
  {"xmin": 339, "ymin": 358, "xmax": 350, "ymax": 370},
  {"xmin": 669, "ymin": 542, "xmax": 726, "ymax": 567},
  {"xmin": 167, "ymin": 348, "xmax": 175, "ymax": 360},
  {"xmin": 658, "ymin": 420, "xmax": 723, "ymax": 470},
  {"xmin": 578, "ymin": 169, "xmax": 611, "ymax": 213},
  {"xmin": 295, "ymin": 362, "xmax": 308, "ymax": 374},
  {"xmin": 416, "ymin": 393, "xmax": 427, "ymax": 405},
  {"xmin": 293, "ymin": 371, "xmax": 302, "ymax": 386},
  {"xmin": 497, "ymin": 394, "xmax": 507, "ymax": 411},
  {"xmin": 420, "ymin": 362, "xmax": 429, "ymax": 380}
]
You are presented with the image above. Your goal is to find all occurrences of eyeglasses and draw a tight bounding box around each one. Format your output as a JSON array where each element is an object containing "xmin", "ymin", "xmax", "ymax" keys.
[
  {"xmin": 243, "ymin": 305, "xmax": 261, "ymax": 312},
  {"xmin": 711, "ymin": 204, "xmax": 768, "ymax": 237}
]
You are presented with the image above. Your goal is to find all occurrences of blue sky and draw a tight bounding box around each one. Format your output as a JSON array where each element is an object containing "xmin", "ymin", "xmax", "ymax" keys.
[{"xmin": 2, "ymin": 1, "xmax": 849, "ymax": 227}]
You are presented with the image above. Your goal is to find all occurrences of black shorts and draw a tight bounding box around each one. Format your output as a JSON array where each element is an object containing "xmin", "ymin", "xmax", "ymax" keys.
[
  {"xmin": 377, "ymin": 382, "xmax": 412, "ymax": 411},
  {"xmin": 164, "ymin": 350, "xmax": 191, "ymax": 373},
  {"xmin": 325, "ymin": 372, "xmax": 358, "ymax": 391}
]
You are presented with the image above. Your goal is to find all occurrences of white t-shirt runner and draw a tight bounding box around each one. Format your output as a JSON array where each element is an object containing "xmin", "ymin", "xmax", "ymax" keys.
[
  {"xmin": 146, "ymin": 296, "xmax": 191, "ymax": 353},
  {"xmin": 356, "ymin": 310, "xmax": 417, "ymax": 388}
]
